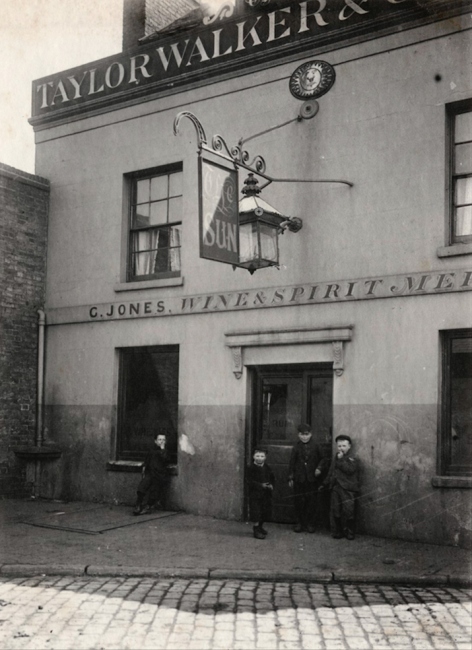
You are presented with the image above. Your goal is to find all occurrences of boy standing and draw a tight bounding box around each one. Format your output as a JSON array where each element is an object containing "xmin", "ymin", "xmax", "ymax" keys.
[
  {"xmin": 323, "ymin": 434, "xmax": 361, "ymax": 540},
  {"xmin": 247, "ymin": 447, "xmax": 275, "ymax": 539},
  {"xmin": 133, "ymin": 433, "xmax": 170, "ymax": 515},
  {"xmin": 288, "ymin": 424, "xmax": 324, "ymax": 533}
]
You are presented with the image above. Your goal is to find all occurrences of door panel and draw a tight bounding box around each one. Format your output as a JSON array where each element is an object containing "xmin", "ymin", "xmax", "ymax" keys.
[{"xmin": 249, "ymin": 364, "xmax": 333, "ymax": 524}]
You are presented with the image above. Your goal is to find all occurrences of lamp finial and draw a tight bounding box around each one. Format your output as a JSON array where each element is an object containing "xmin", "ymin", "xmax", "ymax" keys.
[{"xmin": 242, "ymin": 173, "xmax": 261, "ymax": 196}]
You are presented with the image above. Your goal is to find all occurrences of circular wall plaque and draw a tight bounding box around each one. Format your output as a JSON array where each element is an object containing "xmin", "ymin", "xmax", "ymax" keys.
[{"xmin": 289, "ymin": 61, "xmax": 336, "ymax": 100}]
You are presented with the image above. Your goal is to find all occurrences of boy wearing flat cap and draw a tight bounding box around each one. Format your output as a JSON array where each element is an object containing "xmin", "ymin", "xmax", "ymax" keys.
[
  {"xmin": 288, "ymin": 423, "xmax": 324, "ymax": 533},
  {"xmin": 322, "ymin": 434, "xmax": 361, "ymax": 540}
]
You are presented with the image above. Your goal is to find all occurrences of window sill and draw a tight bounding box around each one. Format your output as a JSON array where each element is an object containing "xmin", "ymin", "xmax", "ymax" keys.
[
  {"xmin": 106, "ymin": 460, "xmax": 178, "ymax": 475},
  {"xmin": 114, "ymin": 277, "xmax": 184, "ymax": 292},
  {"xmin": 436, "ymin": 243, "xmax": 472, "ymax": 258},
  {"xmin": 107, "ymin": 460, "xmax": 143, "ymax": 473},
  {"xmin": 431, "ymin": 476, "xmax": 472, "ymax": 488}
]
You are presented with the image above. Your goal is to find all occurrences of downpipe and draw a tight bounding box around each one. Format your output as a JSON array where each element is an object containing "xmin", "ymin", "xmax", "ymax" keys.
[{"xmin": 34, "ymin": 309, "xmax": 46, "ymax": 496}]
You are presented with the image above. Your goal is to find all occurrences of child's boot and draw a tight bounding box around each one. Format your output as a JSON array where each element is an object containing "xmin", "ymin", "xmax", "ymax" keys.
[
  {"xmin": 253, "ymin": 525, "xmax": 266, "ymax": 540},
  {"xmin": 133, "ymin": 494, "xmax": 144, "ymax": 515},
  {"xmin": 332, "ymin": 517, "xmax": 344, "ymax": 538},
  {"xmin": 345, "ymin": 520, "xmax": 355, "ymax": 540}
]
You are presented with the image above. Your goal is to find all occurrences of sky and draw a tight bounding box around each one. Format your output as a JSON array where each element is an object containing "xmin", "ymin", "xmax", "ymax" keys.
[{"xmin": 0, "ymin": 0, "xmax": 123, "ymax": 174}]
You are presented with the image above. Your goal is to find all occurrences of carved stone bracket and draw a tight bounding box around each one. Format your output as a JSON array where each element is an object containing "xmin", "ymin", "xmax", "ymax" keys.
[
  {"xmin": 229, "ymin": 346, "xmax": 243, "ymax": 379},
  {"xmin": 332, "ymin": 341, "xmax": 344, "ymax": 376},
  {"xmin": 225, "ymin": 326, "xmax": 352, "ymax": 379}
]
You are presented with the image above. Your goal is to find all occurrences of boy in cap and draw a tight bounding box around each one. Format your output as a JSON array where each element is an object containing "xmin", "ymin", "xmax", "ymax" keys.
[
  {"xmin": 247, "ymin": 447, "xmax": 275, "ymax": 539},
  {"xmin": 288, "ymin": 423, "xmax": 324, "ymax": 533},
  {"xmin": 322, "ymin": 434, "xmax": 361, "ymax": 540},
  {"xmin": 133, "ymin": 433, "xmax": 170, "ymax": 515}
]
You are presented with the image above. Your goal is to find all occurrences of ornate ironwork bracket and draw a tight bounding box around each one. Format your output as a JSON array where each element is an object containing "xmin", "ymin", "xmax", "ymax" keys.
[
  {"xmin": 173, "ymin": 111, "xmax": 208, "ymax": 148},
  {"xmin": 173, "ymin": 110, "xmax": 267, "ymax": 176},
  {"xmin": 173, "ymin": 110, "xmax": 353, "ymax": 188}
]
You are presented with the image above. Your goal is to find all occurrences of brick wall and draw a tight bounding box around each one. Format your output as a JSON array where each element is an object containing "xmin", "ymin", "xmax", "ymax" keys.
[
  {"xmin": 144, "ymin": 0, "xmax": 199, "ymax": 36},
  {"xmin": 0, "ymin": 163, "xmax": 49, "ymax": 497},
  {"xmin": 122, "ymin": 0, "xmax": 199, "ymax": 48}
]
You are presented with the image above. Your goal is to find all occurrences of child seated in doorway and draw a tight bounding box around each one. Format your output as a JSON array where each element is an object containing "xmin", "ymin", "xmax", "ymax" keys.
[
  {"xmin": 133, "ymin": 433, "xmax": 171, "ymax": 515},
  {"xmin": 247, "ymin": 447, "xmax": 275, "ymax": 539}
]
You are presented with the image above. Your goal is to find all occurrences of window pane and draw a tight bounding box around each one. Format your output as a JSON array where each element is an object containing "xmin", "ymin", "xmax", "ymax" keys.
[
  {"xmin": 260, "ymin": 223, "xmax": 278, "ymax": 262},
  {"xmin": 454, "ymin": 142, "xmax": 472, "ymax": 174},
  {"xmin": 169, "ymin": 171, "xmax": 183, "ymax": 197},
  {"xmin": 168, "ymin": 196, "xmax": 182, "ymax": 222},
  {"xmin": 136, "ymin": 179, "xmax": 149, "ymax": 204},
  {"xmin": 150, "ymin": 200, "xmax": 168, "ymax": 225},
  {"xmin": 119, "ymin": 347, "xmax": 179, "ymax": 462},
  {"xmin": 133, "ymin": 204, "xmax": 150, "ymax": 228},
  {"xmin": 261, "ymin": 377, "xmax": 303, "ymax": 441},
  {"xmin": 455, "ymin": 205, "xmax": 472, "ymax": 237},
  {"xmin": 449, "ymin": 339, "xmax": 472, "ymax": 472},
  {"xmin": 455, "ymin": 111, "xmax": 472, "ymax": 144},
  {"xmin": 150, "ymin": 227, "xmax": 168, "ymax": 273},
  {"xmin": 150, "ymin": 175, "xmax": 168, "ymax": 201},
  {"xmin": 455, "ymin": 176, "xmax": 472, "ymax": 206},
  {"xmin": 239, "ymin": 222, "xmax": 258, "ymax": 262},
  {"xmin": 169, "ymin": 225, "xmax": 181, "ymax": 272},
  {"xmin": 131, "ymin": 229, "xmax": 159, "ymax": 276},
  {"xmin": 131, "ymin": 250, "xmax": 157, "ymax": 277}
]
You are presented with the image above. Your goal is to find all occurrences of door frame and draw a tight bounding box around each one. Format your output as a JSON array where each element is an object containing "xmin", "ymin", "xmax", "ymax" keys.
[{"xmin": 244, "ymin": 362, "xmax": 333, "ymax": 521}]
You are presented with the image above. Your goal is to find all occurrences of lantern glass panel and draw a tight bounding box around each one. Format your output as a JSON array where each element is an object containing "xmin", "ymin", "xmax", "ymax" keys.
[
  {"xmin": 259, "ymin": 223, "xmax": 278, "ymax": 262},
  {"xmin": 239, "ymin": 221, "xmax": 259, "ymax": 263}
]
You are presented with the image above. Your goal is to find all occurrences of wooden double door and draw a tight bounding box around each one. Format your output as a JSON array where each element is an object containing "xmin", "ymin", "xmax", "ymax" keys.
[{"xmin": 249, "ymin": 364, "xmax": 333, "ymax": 524}]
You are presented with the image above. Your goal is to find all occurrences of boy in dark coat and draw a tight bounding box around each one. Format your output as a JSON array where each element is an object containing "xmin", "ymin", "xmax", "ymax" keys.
[
  {"xmin": 133, "ymin": 433, "xmax": 170, "ymax": 515},
  {"xmin": 322, "ymin": 434, "xmax": 361, "ymax": 540},
  {"xmin": 288, "ymin": 423, "xmax": 324, "ymax": 533},
  {"xmin": 247, "ymin": 447, "xmax": 275, "ymax": 539}
]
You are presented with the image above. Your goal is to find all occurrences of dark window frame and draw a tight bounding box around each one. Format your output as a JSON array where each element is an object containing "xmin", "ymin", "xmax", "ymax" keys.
[
  {"xmin": 117, "ymin": 345, "xmax": 179, "ymax": 464},
  {"xmin": 446, "ymin": 99, "xmax": 472, "ymax": 245},
  {"xmin": 127, "ymin": 163, "xmax": 183, "ymax": 282},
  {"xmin": 439, "ymin": 329, "xmax": 472, "ymax": 477}
]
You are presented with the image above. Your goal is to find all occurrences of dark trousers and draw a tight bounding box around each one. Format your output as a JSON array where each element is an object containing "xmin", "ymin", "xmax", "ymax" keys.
[
  {"xmin": 330, "ymin": 484, "xmax": 356, "ymax": 532},
  {"xmin": 293, "ymin": 481, "xmax": 318, "ymax": 527},
  {"xmin": 136, "ymin": 475, "xmax": 168, "ymax": 508},
  {"xmin": 249, "ymin": 494, "xmax": 272, "ymax": 525}
]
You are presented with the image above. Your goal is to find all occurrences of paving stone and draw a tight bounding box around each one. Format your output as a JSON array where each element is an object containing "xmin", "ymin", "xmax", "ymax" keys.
[{"xmin": 0, "ymin": 577, "xmax": 469, "ymax": 649}]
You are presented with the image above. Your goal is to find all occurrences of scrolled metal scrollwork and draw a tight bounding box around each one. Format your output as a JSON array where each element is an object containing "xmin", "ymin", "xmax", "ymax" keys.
[
  {"xmin": 246, "ymin": 155, "xmax": 266, "ymax": 174},
  {"xmin": 202, "ymin": 2, "xmax": 235, "ymax": 25},
  {"xmin": 173, "ymin": 111, "xmax": 207, "ymax": 147},
  {"xmin": 174, "ymin": 110, "xmax": 268, "ymax": 177},
  {"xmin": 211, "ymin": 134, "xmax": 233, "ymax": 158},
  {"xmin": 230, "ymin": 145, "xmax": 243, "ymax": 162}
]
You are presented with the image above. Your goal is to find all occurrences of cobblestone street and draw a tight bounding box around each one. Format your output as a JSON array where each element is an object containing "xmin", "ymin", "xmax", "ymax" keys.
[{"xmin": 0, "ymin": 576, "xmax": 470, "ymax": 649}]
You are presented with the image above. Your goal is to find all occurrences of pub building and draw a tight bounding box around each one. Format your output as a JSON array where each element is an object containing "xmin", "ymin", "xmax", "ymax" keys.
[{"xmin": 29, "ymin": 0, "xmax": 472, "ymax": 547}]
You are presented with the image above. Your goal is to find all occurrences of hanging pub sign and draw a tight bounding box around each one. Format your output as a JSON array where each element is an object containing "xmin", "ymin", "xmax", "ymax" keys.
[{"xmin": 199, "ymin": 150, "xmax": 239, "ymax": 265}]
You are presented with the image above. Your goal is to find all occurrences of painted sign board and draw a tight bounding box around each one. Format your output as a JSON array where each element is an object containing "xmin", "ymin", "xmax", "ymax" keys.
[
  {"xmin": 199, "ymin": 152, "xmax": 239, "ymax": 265},
  {"xmin": 30, "ymin": 0, "xmax": 467, "ymax": 126},
  {"xmin": 45, "ymin": 268, "xmax": 472, "ymax": 325}
]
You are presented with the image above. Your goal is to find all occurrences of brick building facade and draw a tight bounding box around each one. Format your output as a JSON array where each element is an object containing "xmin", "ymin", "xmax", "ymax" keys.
[{"xmin": 0, "ymin": 163, "xmax": 49, "ymax": 497}]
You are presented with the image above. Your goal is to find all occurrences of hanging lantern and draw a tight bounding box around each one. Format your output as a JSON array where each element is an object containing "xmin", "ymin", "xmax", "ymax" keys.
[{"xmin": 238, "ymin": 173, "xmax": 302, "ymax": 274}]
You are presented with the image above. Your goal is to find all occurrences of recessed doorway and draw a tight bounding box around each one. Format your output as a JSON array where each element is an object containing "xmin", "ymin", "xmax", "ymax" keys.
[{"xmin": 248, "ymin": 363, "xmax": 333, "ymax": 524}]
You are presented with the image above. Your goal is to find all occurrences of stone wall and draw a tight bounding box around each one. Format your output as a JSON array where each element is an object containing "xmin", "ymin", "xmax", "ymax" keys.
[{"xmin": 0, "ymin": 163, "xmax": 49, "ymax": 497}]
